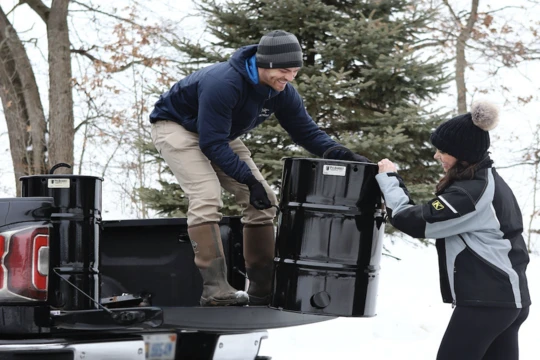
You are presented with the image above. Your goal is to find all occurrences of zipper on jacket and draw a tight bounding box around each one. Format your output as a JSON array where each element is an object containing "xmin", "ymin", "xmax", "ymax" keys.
[
  {"xmin": 452, "ymin": 266, "xmax": 457, "ymax": 307},
  {"xmin": 436, "ymin": 240, "xmax": 454, "ymax": 305}
]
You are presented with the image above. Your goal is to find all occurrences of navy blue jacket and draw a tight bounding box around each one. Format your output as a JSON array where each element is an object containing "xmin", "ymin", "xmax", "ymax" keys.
[
  {"xmin": 149, "ymin": 45, "xmax": 339, "ymax": 184},
  {"xmin": 376, "ymin": 161, "xmax": 531, "ymax": 308}
]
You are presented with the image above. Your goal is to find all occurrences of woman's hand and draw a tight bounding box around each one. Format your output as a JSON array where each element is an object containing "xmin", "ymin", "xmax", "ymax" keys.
[{"xmin": 378, "ymin": 158, "xmax": 397, "ymax": 173}]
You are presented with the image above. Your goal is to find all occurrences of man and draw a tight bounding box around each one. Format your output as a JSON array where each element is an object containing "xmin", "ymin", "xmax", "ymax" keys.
[{"xmin": 150, "ymin": 30, "xmax": 368, "ymax": 306}]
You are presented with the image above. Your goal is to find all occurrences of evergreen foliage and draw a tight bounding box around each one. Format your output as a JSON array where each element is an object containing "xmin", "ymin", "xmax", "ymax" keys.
[{"xmin": 139, "ymin": 0, "xmax": 451, "ymax": 217}]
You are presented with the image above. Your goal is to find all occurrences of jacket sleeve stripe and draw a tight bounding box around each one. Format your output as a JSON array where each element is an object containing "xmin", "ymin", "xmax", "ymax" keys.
[
  {"xmin": 377, "ymin": 172, "xmax": 480, "ymax": 240},
  {"xmin": 438, "ymin": 195, "xmax": 458, "ymax": 214}
]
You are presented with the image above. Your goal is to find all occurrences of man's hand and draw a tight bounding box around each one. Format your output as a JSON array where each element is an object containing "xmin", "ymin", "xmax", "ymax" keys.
[
  {"xmin": 323, "ymin": 146, "xmax": 371, "ymax": 163},
  {"xmin": 244, "ymin": 176, "xmax": 272, "ymax": 210},
  {"xmin": 378, "ymin": 158, "xmax": 397, "ymax": 173}
]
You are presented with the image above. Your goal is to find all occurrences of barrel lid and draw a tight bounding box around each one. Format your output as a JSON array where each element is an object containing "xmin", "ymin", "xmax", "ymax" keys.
[
  {"xmin": 19, "ymin": 174, "xmax": 104, "ymax": 181},
  {"xmin": 281, "ymin": 157, "xmax": 377, "ymax": 166}
]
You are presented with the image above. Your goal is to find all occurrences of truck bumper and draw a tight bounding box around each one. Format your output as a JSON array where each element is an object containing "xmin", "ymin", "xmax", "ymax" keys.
[
  {"xmin": 0, "ymin": 330, "xmax": 268, "ymax": 360},
  {"xmin": 0, "ymin": 338, "xmax": 145, "ymax": 359}
]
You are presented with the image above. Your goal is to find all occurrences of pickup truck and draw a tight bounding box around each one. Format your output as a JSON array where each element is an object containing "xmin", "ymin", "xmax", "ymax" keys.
[
  {"xmin": 0, "ymin": 172, "xmax": 334, "ymax": 360},
  {"xmin": 0, "ymin": 158, "xmax": 384, "ymax": 359}
]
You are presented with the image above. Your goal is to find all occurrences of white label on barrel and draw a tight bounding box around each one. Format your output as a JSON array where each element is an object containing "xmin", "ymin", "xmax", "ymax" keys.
[
  {"xmin": 322, "ymin": 165, "xmax": 346, "ymax": 176},
  {"xmin": 48, "ymin": 179, "xmax": 70, "ymax": 188}
]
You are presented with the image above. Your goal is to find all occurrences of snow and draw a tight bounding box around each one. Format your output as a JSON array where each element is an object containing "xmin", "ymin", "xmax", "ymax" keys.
[{"xmin": 259, "ymin": 237, "xmax": 539, "ymax": 359}]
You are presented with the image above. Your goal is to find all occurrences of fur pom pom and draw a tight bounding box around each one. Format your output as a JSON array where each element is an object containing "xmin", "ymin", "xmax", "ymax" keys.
[{"xmin": 471, "ymin": 101, "xmax": 499, "ymax": 131}]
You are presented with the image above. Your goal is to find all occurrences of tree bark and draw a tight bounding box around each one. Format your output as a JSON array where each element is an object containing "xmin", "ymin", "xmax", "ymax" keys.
[
  {"xmin": 0, "ymin": 7, "xmax": 47, "ymax": 194},
  {"xmin": 0, "ymin": 43, "xmax": 28, "ymax": 195},
  {"xmin": 47, "ymin": 0, "xmax": 74, "ymax": 173},
  {"xmin": 452, "ymin": 0, "xmax": 479, "ymax": 113}
]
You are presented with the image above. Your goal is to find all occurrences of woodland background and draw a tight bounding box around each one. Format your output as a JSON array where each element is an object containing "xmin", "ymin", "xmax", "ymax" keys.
[{"xmin": 1, "ymin": 0, "xmax": 539, "ymax": 251}]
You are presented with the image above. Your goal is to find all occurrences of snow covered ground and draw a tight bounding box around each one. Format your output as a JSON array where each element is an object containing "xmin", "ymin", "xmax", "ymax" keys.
[{"xmin": 259, "ymin": 237, "xmax": 538, "ymax": 359}]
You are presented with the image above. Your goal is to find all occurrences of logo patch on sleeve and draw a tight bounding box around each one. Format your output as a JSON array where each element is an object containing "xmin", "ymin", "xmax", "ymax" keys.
[{"xmin": 432, "ymin": 200, "xmax": 445, "ymax": 211}]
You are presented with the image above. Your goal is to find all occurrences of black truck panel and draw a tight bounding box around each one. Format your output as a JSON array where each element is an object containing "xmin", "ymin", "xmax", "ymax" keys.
[{"xmin": 100, "ymin": 217, "xmax": 246, "ymax": 307}]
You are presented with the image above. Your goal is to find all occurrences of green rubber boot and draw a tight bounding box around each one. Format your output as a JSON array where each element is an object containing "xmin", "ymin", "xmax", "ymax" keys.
[
  {"xmin": 189, "ymin": 223, "xmax": 248, "ymax": 306},
  {"xmin": 244, "ymin": 224, "xmax": 275, "ymax": 306}
]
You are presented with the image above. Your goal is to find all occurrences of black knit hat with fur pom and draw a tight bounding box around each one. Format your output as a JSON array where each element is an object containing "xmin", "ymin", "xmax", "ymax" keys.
[{"xmin": 430, "ymin": 101, "xmax": 500, "ymax": 163}]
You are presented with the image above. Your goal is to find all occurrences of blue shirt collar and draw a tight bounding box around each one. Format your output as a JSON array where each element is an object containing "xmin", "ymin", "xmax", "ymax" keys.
[{"xmin": 245, "ymin": 54, "xmax": 259, "ymax": 84}]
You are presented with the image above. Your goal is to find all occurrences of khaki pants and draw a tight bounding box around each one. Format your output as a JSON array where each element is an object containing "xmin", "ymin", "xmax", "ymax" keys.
[{"xmin": 151, "ymin": 120, "xmax": 277, "ymax": 226}]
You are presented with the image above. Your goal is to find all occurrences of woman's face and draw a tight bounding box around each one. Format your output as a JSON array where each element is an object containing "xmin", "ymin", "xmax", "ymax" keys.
[{"xmin": 434, "ymin": 149, "xmax": 457, "ymax": 173}]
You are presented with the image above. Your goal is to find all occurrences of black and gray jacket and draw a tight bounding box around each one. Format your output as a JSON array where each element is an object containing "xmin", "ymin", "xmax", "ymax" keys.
[{"xmin": 375, "ymin": 163, "xmax": 531, "ymax": 309}]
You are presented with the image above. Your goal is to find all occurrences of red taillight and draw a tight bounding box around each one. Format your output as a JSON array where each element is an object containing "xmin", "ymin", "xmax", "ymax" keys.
[
  {"xmin": 3, "ymin": 227, "xmax": 49, "ymax": 301},
  {"xmin": 33, "ymin": 234, "xmax": 48, "ymax": 291}
]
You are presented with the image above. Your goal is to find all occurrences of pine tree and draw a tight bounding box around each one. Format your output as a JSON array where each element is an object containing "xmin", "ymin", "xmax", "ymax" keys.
[{"xmin": 139, "ymin": 0, "xmax": 451, "ymax": 216}]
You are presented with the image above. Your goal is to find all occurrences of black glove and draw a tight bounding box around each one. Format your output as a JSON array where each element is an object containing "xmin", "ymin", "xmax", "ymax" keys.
[
  {"xmin": 323, "ymin": 146, "xmax": 371, "ymax": 163},
  {"xmin": 244, "ymin": 175, "xmax": 272, "ymax": 210}
]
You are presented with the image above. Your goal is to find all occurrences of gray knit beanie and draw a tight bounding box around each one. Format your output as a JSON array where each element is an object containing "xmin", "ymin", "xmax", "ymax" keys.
[
  {"xmin": 430, "ymin": 101, "xmax": 500, "ymax": 163},
  {"xmin": 256, "ymin": 30, "xmax": 303, "ymax": 69}
]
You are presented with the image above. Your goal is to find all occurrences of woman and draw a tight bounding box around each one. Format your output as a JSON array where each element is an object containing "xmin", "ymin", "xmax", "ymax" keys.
[{"xmin": 376, "ymin": 101, "xmax": 531, "ymax": 360}]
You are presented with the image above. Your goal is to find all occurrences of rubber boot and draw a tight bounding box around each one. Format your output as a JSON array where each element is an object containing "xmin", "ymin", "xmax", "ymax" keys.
[
  {"xmin": 188, "ymin": 223, "xmax": 248, "ymax": 306},
  {"xmin": 243, "ymin": 224, "xmax": 275, "ymax": 306}
]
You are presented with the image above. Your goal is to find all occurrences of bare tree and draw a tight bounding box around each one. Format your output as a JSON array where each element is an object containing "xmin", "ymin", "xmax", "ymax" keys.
[
  {"xmin": 444, "ymin": 0, "xmax": 479, "ymax": 113},
  {"xmin": 45, "ymin": 0, "xmax": 75, "ymax": 173},
  {"xmin": 66, "ymin": 3, "xmax": 176, "ymax": 218},
  {"xmin": 524, "ymin": 123, "xmax": 540, "ymax": 252},
  {"xmin": 1, "ymin": 0, "xmax": 74, "ymax": 184},
  {"xmin": 423, "ymin": 0, "xmax": 540, "ymax": 112},
  {"xmin": 0, "ymin": 5, "xmax": 48, "ymax": 193},
  {"xmin": 0, "ymin": 0, "xmax": 175, "ymax": 198}
]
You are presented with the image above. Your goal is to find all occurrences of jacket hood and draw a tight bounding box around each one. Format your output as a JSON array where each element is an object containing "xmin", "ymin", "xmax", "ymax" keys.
[
  {"xmin": 229, "ymin": 45, "xmax": 258, "ymax": 83},
  {"xmin": 229, "ymin": 44, "xmax": 280, "ymax": 98}
]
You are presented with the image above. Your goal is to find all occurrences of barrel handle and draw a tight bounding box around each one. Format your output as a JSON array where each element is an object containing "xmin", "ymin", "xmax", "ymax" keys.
[{"xmin": 50, "ymin": 163, "xmax": 72, "ymax": 174}]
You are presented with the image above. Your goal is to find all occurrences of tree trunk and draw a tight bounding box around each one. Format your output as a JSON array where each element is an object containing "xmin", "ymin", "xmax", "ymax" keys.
[
  {"xmin": 454, "ymin": 0, "xmax": 479, "ymax": 113},
  {"xmin": 47, "ymin": 0, "xmax": 74, "ymax": 173},
  {"xmin": 0, "ymin": 44, "xmax": 28, "ymax": 195},
  {"xmin": 0, "ymin": 7, "xmax": 47, "ymax": 195},
  {"xmin": 455, "ymin": 35, "xmax": 468, "ymax": 114}
]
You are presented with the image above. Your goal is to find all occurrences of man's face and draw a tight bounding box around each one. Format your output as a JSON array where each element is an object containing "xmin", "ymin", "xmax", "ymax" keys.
[{"xmin": 258, "ymin": 67, "xmax": 300, "ymax": 92}]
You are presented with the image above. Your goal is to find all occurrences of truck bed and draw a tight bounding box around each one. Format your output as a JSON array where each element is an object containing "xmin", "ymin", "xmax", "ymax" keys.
[{"xmin": 100, "ymin": 217, "xmax": 335, "ymax": 331}]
